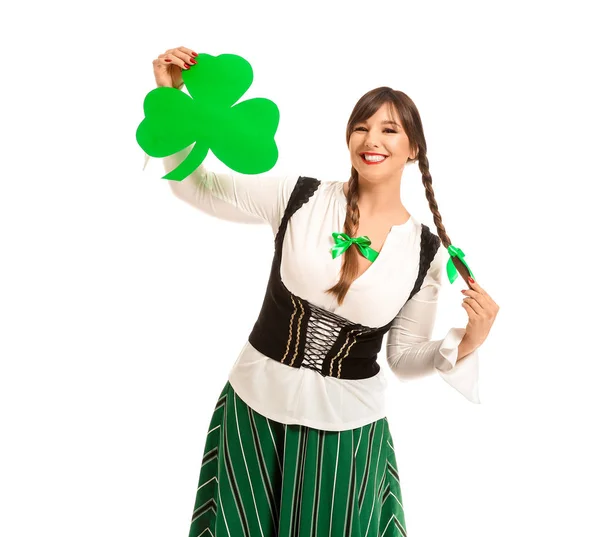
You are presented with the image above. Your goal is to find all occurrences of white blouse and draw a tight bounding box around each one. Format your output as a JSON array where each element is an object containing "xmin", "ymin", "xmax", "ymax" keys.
[{"xmin": 157, "ymin": 148, "xmax": 480, "ymax": 431}]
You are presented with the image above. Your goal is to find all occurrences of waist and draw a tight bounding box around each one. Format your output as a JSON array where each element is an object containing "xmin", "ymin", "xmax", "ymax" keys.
[
  {"xmin": 228, "ymin": 341, "xmax": 388, "ymax": 430},
  {"xmin": 249, "ymin": 315, "xmax": 386, "ymax": 380}
]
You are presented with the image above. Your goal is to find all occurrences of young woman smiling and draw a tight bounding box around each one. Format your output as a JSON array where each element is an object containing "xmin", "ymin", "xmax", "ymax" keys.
[{"xmin": 151, "ymin": 45, "xmax": 499, "ymax": 537}]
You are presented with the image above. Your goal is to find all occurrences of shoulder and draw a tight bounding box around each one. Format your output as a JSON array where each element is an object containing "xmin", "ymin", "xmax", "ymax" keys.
[
  {"xmin": 283, "ymin": 176, "xmax": 341, "ymax": 208},
  {"xmin": 285, "ymin": 175, "xmax": 322, "ymax": 202}
]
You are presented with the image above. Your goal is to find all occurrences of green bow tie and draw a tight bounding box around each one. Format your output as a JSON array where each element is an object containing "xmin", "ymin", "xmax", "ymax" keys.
[
  {"xmin": 446, "ymin": 244, "xmax": 475, "ymax": 283},
  {"xmin": 331, "ymin": 232, "xmax": 379, "ymax": 262}
]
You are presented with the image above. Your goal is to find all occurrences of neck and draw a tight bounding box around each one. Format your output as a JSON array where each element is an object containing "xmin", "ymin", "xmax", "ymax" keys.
[{"xmin": 344, "ymin": 176, "xmax": 408, "ymax": 219}]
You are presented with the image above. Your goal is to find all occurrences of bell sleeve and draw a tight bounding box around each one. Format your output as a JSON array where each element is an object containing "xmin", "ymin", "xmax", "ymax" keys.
[{"xmin": 385, "ymin": 243, "xmax": 481, "ymax": 403}]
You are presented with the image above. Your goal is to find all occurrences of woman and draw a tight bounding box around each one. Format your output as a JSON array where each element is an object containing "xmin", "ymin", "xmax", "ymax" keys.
[{"xmin": 152, "ymin": 45, "xmax": 499, "ymax": 537}]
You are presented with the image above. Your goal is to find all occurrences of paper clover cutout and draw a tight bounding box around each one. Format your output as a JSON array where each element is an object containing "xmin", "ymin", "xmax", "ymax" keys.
[{"xmin": 136, "ymin": 53, "xmax": 280, "ymax": 181}]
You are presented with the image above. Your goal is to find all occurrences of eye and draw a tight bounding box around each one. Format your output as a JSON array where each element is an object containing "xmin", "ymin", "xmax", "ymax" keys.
[
  {"xmin": 353, "ymin": 126, "xmax": 367, "ymax": 132},
  {"xmin": 383, "ymin": 128, "xmax": 397, "ymax": 133}
]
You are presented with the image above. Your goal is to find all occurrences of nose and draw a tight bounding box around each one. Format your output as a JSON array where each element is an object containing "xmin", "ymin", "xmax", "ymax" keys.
[{"xmin": 364, "ymin": 131, "xmax": 380, "ymax": 148}]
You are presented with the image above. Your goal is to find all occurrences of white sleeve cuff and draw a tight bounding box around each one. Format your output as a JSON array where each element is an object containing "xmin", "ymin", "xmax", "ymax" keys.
[{"xmin": 434, "ymin": 327, "xmax": 481, "ymax": 404}]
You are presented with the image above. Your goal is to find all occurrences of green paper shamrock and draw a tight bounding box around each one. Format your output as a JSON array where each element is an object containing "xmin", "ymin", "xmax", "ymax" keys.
[{"xmin": 136, "ymin": 53, "xmax": 280, "ymax": 181}]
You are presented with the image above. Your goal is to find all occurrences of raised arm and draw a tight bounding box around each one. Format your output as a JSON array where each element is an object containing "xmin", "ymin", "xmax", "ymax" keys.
[
  {"xmin": 164, "ymin": 145, "xmax": 299, "ymax": 234},
  {"xmin": 148, "ymin": 45, "xmax": 299, "ymax": 234},
  {"xmin": 386, "ymin": 243, "xmax": 481, "ymax": 403}
]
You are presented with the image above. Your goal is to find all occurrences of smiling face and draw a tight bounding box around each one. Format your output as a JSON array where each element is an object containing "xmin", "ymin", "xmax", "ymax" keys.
[{"xmin": 348, "ymin": 102, "xmax": 416, "ymax": 184}]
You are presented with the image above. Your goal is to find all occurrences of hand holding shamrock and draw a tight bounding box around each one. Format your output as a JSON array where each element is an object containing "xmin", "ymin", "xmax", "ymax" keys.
[
  {"xmin": 152, "ymin": 46, "xmax": 198, "ymax": 88},
  {"xmin": 460, "ymin": 277, "xmax": 500, "ymax": 350}
]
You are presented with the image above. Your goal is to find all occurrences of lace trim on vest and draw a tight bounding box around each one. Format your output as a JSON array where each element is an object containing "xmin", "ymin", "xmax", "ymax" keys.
[
  {"xmin": 407, "ymin": 224, "xmax": 441, "ymax": 301},
  {"xmin": 275, "ymin": 176, "xmax": 321, "ymax": 251}
]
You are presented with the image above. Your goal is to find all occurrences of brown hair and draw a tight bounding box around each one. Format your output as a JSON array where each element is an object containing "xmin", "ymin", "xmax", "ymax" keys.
[{"xmin": 326, "ymin": 86, "xmax": 468, "ymax": 305}]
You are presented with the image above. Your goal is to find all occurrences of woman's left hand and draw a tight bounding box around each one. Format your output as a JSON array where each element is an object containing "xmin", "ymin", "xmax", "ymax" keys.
[{"xmin": 460, "ymin": 278, "xmax": 500, "ymax": 349}]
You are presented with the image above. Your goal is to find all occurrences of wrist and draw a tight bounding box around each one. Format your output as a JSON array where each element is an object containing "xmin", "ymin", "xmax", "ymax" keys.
[{"xmin": 457, "ymin": 334, "xmax": 478, "ymax": 361}]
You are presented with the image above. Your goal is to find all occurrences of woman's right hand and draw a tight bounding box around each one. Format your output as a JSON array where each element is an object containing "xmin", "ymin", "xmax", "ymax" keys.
[{"xmin": 152, "ymin": 46, "xmax": 198, "ymax": 88}]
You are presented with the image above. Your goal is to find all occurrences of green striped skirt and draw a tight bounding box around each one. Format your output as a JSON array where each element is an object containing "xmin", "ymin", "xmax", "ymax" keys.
[{"xmin": 187, "ymin": 380, "xmax": 407, "ymax": 537}]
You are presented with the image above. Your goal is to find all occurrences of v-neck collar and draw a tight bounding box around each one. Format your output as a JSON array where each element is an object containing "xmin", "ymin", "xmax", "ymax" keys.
[{"xmin": 332, "ymin": 181, "xmax": 416, "ymax": 289}]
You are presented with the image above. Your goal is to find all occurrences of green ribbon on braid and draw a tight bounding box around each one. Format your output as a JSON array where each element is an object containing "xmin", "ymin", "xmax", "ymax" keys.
[
  {"xmin": 331, "ymin": 233, "xmax": 379, "ymax": 262},
  {"xmin": 329, "ymin": 233, "xmax": 473, "ymax": 283},
  {"xmin": 446, "ymin": 244, "xmax": 475, "ymax": 283}
]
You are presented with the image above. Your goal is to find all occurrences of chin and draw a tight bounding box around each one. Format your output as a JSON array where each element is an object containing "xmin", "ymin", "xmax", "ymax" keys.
[
  {"xmin": 356, "ymin": 167, "xmax": 402, "ymax": 187},
  {"xmin": 355, "ymin": 162, "xmax": 387, "ymax": 175}
]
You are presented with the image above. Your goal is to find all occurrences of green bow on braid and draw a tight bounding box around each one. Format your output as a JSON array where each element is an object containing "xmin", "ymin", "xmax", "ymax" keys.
[
  {"xmin": 331, "ymin": 233, "xmax": 379, "ymax": 262},
  {"xmin": 446, "ymin": 244, "xmax": 475, "ymax": 283}
]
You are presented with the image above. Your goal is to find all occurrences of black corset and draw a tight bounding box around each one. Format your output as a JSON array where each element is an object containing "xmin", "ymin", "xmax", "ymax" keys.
[{"xmin": 248, "ymin": 176, "xmax": 441, "ymax": 380}]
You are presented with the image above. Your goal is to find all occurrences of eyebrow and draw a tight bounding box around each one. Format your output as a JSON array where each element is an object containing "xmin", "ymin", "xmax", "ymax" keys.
[{"xmin": 356, "ymin": 120, "xmax": 402, "ymax": 128}]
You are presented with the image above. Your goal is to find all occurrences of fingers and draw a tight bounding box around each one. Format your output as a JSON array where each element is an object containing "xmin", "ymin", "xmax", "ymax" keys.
[
  {"xmin": 465, "ymin": 279, "xmax": 495, "ymax": 304},
  {"xmin": 461, "ymin": 289, "xmax": 500, "ymax": 321},
  {"xmin": 158, "ymin": 46, "xmax": 198, "ymax": 70},
  {"xmin": 462, "ymin": 294, "xmax": 484, "ymax": 315},
  {"xmin": 469, "ymin": 282, "xmax": 498, "ymax": 311},
  {"xmin": 461, "ymin": 286, "xmax": 486, "ymax": 306},
  {"xmin": 164, "ymin": 46, "xmax": 198, "ymax": 60},
  {"xmin": 152, "ymin": 47, "xmax": 198, "ymax": 88},
  {"xmin": 155, "ymin": 53, "xmax": 188, "ymax": 71},
  {"xmin": 461, "ymin": 300, "xmax": 476, "ymax": 316},
  {"xmin": 467, "ymin": 279, "xmax": 500, "ymax": 313},
  {"xmin": 461, "ymin": 282, "xmax": 492, "ymax": 314},
  {"xmin": 467, "ymin": 278, "xmax": 488, "ymax": 297},
  {"xmin": 177, "ymin": 46, "xmax": 198, "ymax": 59}
]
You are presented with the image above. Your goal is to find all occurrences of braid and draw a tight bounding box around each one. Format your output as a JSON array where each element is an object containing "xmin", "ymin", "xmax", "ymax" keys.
[
  {"xmin": 325, "ymin": 167, "xmax": 361, "ymax": 305},
  {"xmin": 417, "ymin": 152, "xmax": 451, "ymax": 248},
  {"xmin": 347, "ymin": 168, "xmax": 361, "ymax": 234},
  {"xmin": 417, "ymin": 149, "xmax": 471, "ymax": 284}
]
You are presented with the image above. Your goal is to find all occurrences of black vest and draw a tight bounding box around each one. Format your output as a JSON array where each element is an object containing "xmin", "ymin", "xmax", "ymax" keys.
[{"xmin": 248, "ymin": 177, "xmax": 441, "ymax": 380}]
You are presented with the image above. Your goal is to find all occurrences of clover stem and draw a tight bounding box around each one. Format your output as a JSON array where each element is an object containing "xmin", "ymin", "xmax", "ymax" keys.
[{"xmin": 162, "ymin": 143, "xmax": 209, "ymax": 181}]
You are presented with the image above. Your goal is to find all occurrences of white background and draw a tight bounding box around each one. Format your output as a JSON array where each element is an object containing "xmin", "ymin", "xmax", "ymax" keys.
[{"xmin": 2, "ymin": 1, "xmax": 599, "ymax": 536}]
